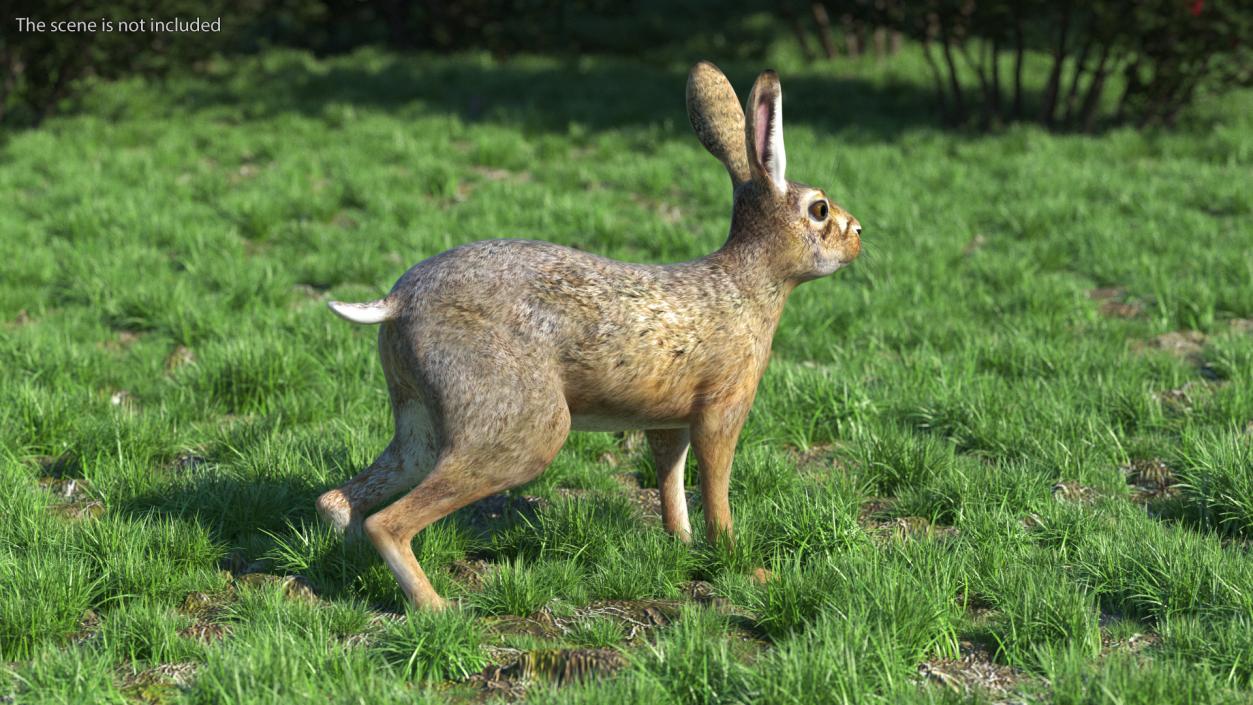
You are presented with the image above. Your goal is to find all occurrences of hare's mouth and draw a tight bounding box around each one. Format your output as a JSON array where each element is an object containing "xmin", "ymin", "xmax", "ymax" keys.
[{"xmin": 841, "ymin": 233, "xmax": 862, "ymax": 263}]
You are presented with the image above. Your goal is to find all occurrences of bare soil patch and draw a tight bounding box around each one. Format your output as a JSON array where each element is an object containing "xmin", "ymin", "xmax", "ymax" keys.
[
  {"xmin": 1088, "ymin": 287, "xmax": 1147, "ymax": 319},
  {"xmin": 120, "ymin": 661, "xmax": 198, "ymax": 703},
  {"xmin": 918, "ymin": 641, "xmax": 1025, "ymax": 699},
  {"xmin": 33, "ymin": 456, "xmax": 106, "ymax": 520},
  {"xmin": 1122, "ymin": 458, "xmax": 1178, "ymax": 503},
  {"xmin": 1051, "ymin": 480, "xmax": 1101, "ymax": 505}
]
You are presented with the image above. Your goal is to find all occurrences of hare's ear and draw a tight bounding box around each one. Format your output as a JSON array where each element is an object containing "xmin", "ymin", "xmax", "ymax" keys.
[
  {"xmin": 744, "ymin": 70, "xmax": 787, "ymax": 194},
  {"xmin": 686, "ymin": 61, "xmax": 750, "ymax": 188}
]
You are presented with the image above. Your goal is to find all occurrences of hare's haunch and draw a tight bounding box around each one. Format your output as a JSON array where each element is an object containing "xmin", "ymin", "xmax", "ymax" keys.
[{"xmin": 318, "ymin": 63, "xmax": 861, "ymax": 610}]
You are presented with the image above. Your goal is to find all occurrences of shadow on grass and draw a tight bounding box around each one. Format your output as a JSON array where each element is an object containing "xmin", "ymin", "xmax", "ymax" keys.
[
  {"xmin": 111, "ymin": 450, "xmax": 549, "ymax": 607},
  {"xmin": 119, "ymin": 473, "xmax": 326, "ymax": 547},
  {"xmin": 163, "ymin": 53, "xmax": 946, "ymax": 144}
]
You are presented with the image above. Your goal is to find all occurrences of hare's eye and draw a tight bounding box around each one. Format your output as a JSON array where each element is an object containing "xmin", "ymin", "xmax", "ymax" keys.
[{"xmin": 809, "ymin": 200, "xmax": 829, "ymax": 221}]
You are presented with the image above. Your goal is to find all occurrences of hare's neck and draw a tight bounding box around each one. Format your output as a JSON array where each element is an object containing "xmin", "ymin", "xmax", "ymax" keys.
[{"xmin": 703, "ymin": 238, "xmax": 795, "ymax": 324}]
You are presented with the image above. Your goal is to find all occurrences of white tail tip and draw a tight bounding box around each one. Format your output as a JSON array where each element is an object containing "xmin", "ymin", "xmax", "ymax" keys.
[{"xmin": 327, "ymin": 299, "xmax": 395, "ymax": 325}]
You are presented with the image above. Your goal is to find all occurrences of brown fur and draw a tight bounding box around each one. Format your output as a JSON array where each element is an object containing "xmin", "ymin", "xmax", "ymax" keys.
[{"xmin": 319, "ymin": 63, "xmax": 861, "ymax": 610}]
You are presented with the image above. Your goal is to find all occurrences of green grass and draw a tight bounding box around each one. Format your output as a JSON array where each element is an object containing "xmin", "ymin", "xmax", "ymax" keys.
[{"xmin": 1, "ymin": 39, "xmax": 1251, "ymax": 704}]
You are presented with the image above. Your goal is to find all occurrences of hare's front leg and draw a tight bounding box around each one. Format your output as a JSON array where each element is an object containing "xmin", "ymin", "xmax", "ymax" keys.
[
  {"xmin": 646, "ymin": 428, "xmax": 692, "ymax": 542},
  {"xmin": 691, "ymin": 408, "xmax": 749, "ymax": 545}
]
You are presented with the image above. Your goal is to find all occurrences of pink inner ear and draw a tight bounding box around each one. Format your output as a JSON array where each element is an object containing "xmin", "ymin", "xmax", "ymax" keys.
[{"xmin": 754, "ymin": 99, "xmax": 770, "ymax": 164}]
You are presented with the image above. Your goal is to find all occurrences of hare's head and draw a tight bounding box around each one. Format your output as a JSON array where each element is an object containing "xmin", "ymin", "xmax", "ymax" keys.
[{"xmin": 687, "ymin": 62, "xmax": 860, "ymax": 282}]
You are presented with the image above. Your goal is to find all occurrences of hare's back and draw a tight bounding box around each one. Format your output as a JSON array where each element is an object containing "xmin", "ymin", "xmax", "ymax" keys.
[
  {"xmin": 390, "ymin": 239, "xmax": 681, "ymax": 325},
  {"xmin": 389, "ymin": 237, "xmax": 724, "ymax": 359}
]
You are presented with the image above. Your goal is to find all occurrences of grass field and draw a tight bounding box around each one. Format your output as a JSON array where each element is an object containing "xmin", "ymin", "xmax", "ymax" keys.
[{"xmin": 2, "ymin": 43, "xmax": 1252, "ymax": 704}]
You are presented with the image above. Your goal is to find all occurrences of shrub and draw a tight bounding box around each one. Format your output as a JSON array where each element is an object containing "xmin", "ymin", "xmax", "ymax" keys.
[{"xmin": 793, "ymin": 0, "xmax": 1252, "ymax": 130}]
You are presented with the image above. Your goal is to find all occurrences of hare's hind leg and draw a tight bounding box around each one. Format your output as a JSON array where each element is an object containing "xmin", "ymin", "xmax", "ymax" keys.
[
  {"xmin": 646, "ymin": 428, "xmax": 692, "ymax": 542},
  {"xmin": 316, "ymin": 400, "xmax": 437, "ymax": 537},
  {"xmin": 364, "ymin": 367, "xmax": 571, "ymax": 610}
]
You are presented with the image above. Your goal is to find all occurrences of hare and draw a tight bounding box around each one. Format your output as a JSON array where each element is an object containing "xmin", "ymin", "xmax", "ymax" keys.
[{"xmin": 317, "ymin": 62, "xmax": 861, "ymax": 610}]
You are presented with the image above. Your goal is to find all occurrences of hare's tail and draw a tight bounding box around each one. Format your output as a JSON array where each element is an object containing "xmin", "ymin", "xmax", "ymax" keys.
[{"xmin": 327, "ymin": 299, "xmax": 396, "ymax": 325}]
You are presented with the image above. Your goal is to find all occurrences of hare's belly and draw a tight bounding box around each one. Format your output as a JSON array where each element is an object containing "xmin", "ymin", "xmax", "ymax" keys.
[
  {"xmin": 561, "ymin": 352, "xmax": 701, "ymax": 432},
  {"xmin": 569, "ymin": 412, "xmax": 688, "ymax": 432},
  {"xmin": 564, "ymin": 375, "xmax": 697, "ymax": 432}
]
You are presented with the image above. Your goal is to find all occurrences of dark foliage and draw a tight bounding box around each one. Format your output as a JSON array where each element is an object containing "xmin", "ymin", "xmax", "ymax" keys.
[
  {"xmin": 1, "ymin": 0, "xmax": 273, "ymax": 126},
  {"xmin": 804, "ymin": 0, "xmax": 1252, "ymax": 130},
  {"xmin": 2, "ymin": 0, "xmax": 1248, "ymax": 131}
]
